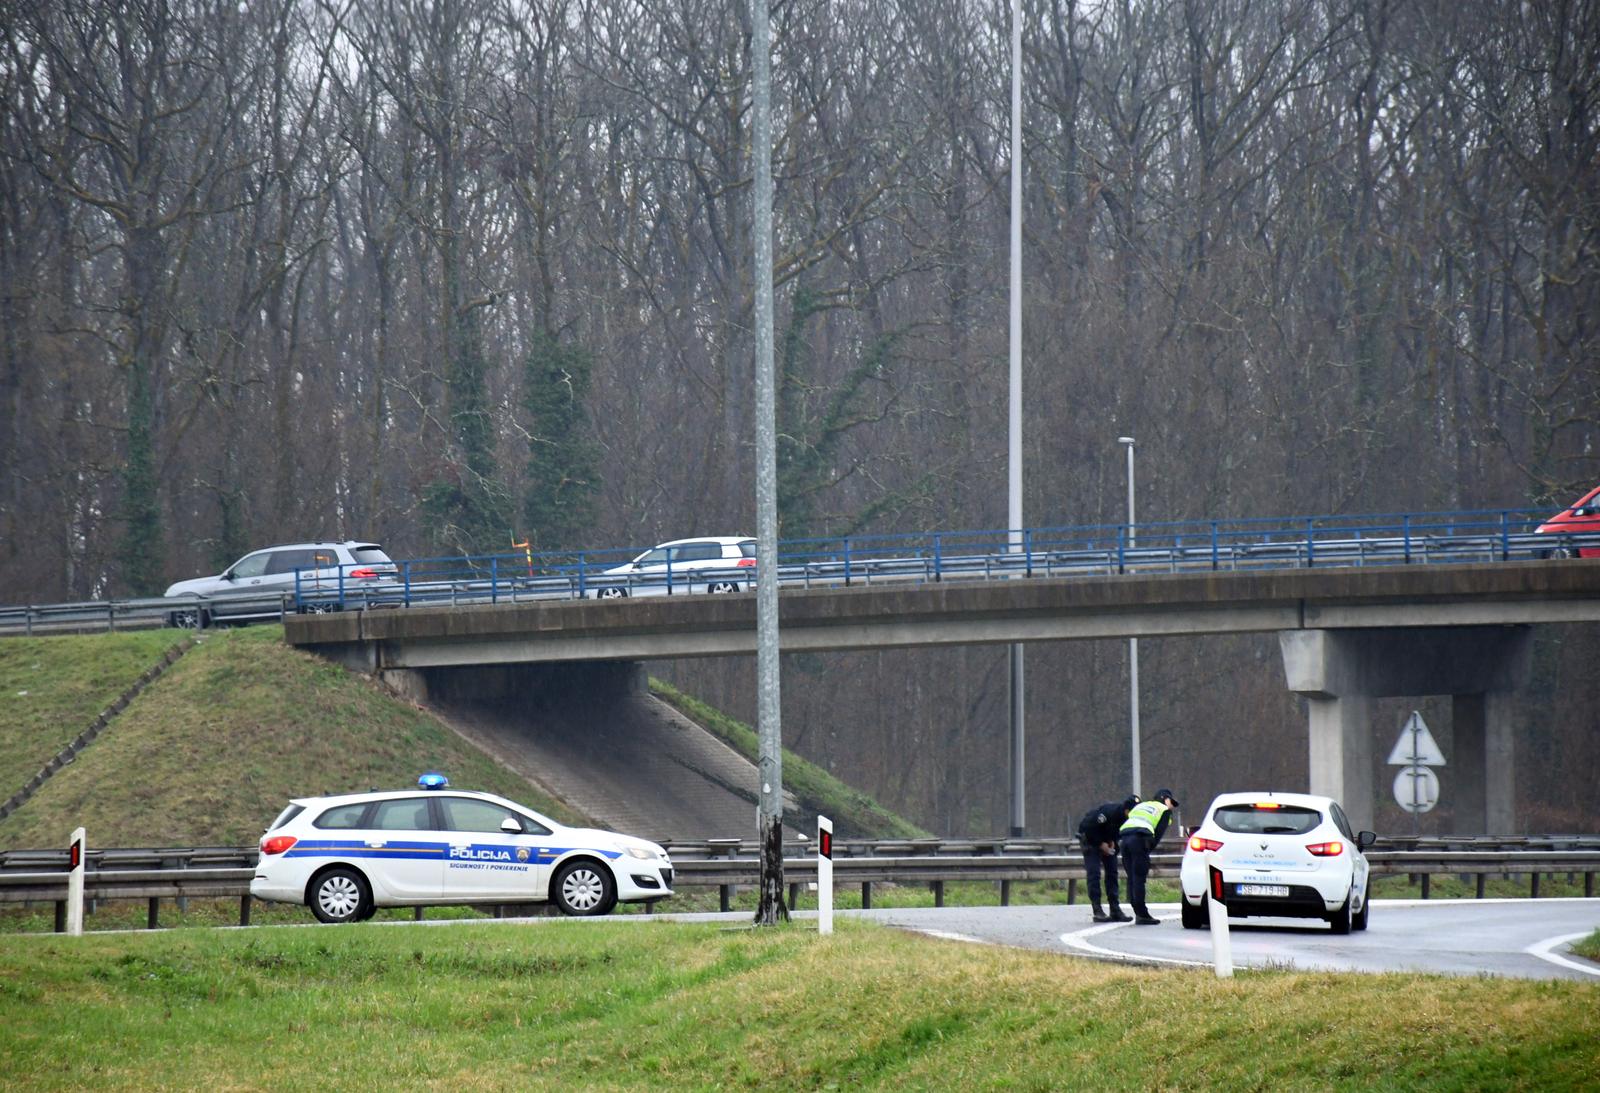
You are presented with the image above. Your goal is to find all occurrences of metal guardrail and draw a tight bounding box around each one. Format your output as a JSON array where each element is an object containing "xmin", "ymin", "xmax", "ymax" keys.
[
  {"xmin": 2, "ymin": 508, "xmax": 1596, "ymax": 634},
  {"xmin": 4, "ymin": 839, "xmax": 1596, "ymax": 931}
]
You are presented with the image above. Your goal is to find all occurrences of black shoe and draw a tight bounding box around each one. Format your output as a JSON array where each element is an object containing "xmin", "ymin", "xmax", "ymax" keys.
[
  {"xmin": 1109, "ymin": 910, "xmax": 1132, "ymax": 923},
  {"xmin": 1134, "ymin": 914, "xmax": 1160, "ymax": 925},
  {"xmin": 1092, "ymin": 908, "xmax": 1110, "ymax": 923}
]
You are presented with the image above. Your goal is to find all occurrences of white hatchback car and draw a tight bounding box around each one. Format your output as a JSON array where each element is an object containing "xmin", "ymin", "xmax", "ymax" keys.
[
  {"xmin": 591, "ymin": 536, "xmax": 756, "ymax": 597},
  {"xmin": 250, "ymin": 776, "xmax": 674, "ymax": 922},
  {"xmin": 1178, "ymin": 791, "xmax": 1375, "ymax": 933}
]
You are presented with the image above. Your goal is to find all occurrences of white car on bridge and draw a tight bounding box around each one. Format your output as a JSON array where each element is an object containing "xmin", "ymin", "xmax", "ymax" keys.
[
  {"xmin": 250, "ymin": 775, "xmax": 673, "ymax": 921},
  {"xmin": 590, "ymin": 536, "xmax": 756, "ymax": 597},
  {"xmin": 1178, "ymin": 790, "xmax": 1375, "ymax": 933}
]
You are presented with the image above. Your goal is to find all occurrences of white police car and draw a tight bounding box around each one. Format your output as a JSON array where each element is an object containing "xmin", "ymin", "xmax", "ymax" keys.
[
  {"xmin": 250, "ymin": 774, "xmax": 674, "ymax": 922},
  {"xmin": 1178, "ymin": 791, "xmax": 1376, "ymax": 934}
]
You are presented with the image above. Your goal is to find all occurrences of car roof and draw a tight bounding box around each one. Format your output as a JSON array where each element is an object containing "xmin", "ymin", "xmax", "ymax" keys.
[
  {"xmin": 249, "ymin": 540, "xmax": 384, "ymax": 552},
  {"xmin": 1204, "ymin": 791, "xmax": 1336, "ymax": 811},
  {"xmin": 652, "ymin": 536, "xmax": 754, "ymax": 547},
  {"xmin": 289, "ymin": 787, "xmax": 516, "ymax": 809}
]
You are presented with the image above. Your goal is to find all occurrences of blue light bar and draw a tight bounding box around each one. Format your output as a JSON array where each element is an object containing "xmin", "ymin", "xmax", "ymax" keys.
[{"xmin": 418, "ymin": 772, "xmax": 449, "ymax": 790}]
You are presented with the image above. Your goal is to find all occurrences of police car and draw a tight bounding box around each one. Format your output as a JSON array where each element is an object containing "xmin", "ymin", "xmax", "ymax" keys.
[
  {"xmin": 1177, "ymin": 791, "xmax": 1376, "ymax": 934},
  {"xmin": 250, "ymin": 775, "xmax": 674, "ymax": 922}
]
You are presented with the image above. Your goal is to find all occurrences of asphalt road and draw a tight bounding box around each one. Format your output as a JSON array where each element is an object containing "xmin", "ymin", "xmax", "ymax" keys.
[{"xmin": 842, "ymin": 899, "xmax": 1600, "ymax": 982}]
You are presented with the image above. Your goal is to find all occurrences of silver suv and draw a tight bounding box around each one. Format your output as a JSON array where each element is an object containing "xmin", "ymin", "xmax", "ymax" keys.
[{"xmin": 163, "ymin": 541, "xmax": 396, "ymax": 627}]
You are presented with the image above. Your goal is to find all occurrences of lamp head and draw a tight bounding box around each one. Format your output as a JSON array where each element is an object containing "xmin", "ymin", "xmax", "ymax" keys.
[{"xmin": 1117, "ymin": 436, "xmax": 1135, "ymax": 446}]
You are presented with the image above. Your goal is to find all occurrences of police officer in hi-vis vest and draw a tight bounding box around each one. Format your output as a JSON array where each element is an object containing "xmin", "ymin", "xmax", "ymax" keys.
[{"xmin": 1118, "ymin": 789, "xmax": 1179, "ymax": 925}]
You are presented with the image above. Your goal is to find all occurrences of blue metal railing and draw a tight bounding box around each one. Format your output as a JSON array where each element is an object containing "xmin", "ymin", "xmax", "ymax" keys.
[{"xmin": 280, "ymin": 506, "xmax": 1596, "ymax": 612}]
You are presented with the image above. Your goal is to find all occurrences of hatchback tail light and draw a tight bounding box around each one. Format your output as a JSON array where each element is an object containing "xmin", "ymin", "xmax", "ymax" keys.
[
  {"xmin": 261, "ymin": 835, "xmax": 298, "ymax": 855},
  {"xmin": 1188, "ymin": 835, "xmax": 1224, "ymax": 853},
  {"xmin": 1306, "ymin": 840, "xmax": 1344, "ymax": 857},
  {"xmin": 349, "ymin": 567, "xmax": 379, "ymax": 579},
  {"xmin": 736, "ymin": 558, "xmax": 756, "ymax": 567}
]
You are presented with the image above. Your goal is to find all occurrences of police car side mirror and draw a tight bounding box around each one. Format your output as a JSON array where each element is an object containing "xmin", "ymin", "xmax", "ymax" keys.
[{"xmin": 500, "ymin": 816, "xmax": 522, "ymax": 834}]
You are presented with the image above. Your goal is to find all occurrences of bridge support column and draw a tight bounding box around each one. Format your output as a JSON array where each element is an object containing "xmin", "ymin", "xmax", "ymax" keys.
[
  {"xmin": 1279, "ymin": 627, "xmax": 1530, "ymax": 835},
  {"xmin": 1304, "ymin": 694, "xmax": 1374, "ymax": 831},
  {"xmin": 1450, "ymin": 691, "xmax": 1517, "ymax": 834}
]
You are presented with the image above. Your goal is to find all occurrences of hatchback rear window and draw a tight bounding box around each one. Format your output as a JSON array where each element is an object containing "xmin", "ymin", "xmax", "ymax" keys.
[
  {"xmin": 267, "ymin": 803, "xmax": 304, "ymax": 831},
  {"xmin": 739, "ymin": 541, "xmax": 757, "ymax": 558},
  {"xmin": 1212, "ymin": 803, "xmax": 1322, "ymax": 835},
  {"xmin": 352, "ymin": 547, "xmax": 393, "ymax": 565}
]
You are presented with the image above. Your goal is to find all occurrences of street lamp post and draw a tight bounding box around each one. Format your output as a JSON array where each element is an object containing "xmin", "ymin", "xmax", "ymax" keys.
[{"xmin": 1118, "ymin": 436, "xmax": 1140, "ymax": 795}]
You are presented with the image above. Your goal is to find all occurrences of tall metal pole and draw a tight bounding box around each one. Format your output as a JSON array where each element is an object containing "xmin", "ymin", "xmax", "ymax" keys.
[
  {"xmin": 750, "ymin": 0, "xmax": 786, "ymax": 924},
  {"xmin": 1119, "ymin": 436, "xmax": 1139, "ymax": 794},
  {"xmin": 1007, "ymin": 0, "xmax": 1026, "ymax": 838}
]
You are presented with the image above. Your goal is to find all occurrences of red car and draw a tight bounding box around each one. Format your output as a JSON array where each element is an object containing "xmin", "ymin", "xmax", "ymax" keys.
[{"xmin": 1536, "ymin": 484, "xmax": 1600, "ymax": 558}]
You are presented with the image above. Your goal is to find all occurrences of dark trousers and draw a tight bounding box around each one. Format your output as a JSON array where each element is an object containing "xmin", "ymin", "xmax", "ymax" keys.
[
  {"xmin": 1080, "ymin": 840, "xmax": 1121, "ymax": 909},
  {"xmin": 1119, "ymin": 832, "xmax": 1153, "ymax": 915}
]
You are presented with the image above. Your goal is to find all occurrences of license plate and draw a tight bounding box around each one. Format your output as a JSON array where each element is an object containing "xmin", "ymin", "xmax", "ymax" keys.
[{"xmin": 1237, "ymin": 883, "xmax": 1289, "ymax": 897}]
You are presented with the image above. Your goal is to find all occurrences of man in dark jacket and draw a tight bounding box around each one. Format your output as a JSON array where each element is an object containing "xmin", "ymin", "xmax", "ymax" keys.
[
  {"xmin": 1076, "ymin": 794, "xmax": 1138, "ymax": 922},
  {"xmin": 1118, "ymin": 788, "xmax": 1179, "ymax": 925}
]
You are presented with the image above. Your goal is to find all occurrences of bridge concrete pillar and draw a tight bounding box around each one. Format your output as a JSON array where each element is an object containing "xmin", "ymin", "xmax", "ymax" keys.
[{"xmin": 1279, "ymin": 627, "xmax": 1530, "ymax": 835}]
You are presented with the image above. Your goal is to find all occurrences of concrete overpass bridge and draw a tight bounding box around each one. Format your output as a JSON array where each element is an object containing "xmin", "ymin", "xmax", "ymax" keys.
[{"xmin": 287, "ymin": 561, "xmax": 1600, "ymax": 832}]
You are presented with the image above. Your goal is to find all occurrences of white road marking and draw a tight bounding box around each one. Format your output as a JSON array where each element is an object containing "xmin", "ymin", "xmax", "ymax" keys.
[
  {"xmin": 1525, "ymin": 932, "xmax": 1600, "ymax": 978},
  {"xmin": 1058, "ymin": 916, "xmax": 1213, "ymax": 969}
]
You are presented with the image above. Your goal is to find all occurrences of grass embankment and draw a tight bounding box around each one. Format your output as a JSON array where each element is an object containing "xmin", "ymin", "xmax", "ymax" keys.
[
  {"xmin": 2, "ymin": 920, "xmax": 1596, "ymax": 1090},
  {"xmin": 0, "ymin": 627, "xmax": 588, "ymax": 849},
  {"xmin": 0, "ymin": 631, "xmax": 182, "ymax": 795},
  {"xmin": 652, "ymin": 679, "xmax": 928, "ymax": 839}
]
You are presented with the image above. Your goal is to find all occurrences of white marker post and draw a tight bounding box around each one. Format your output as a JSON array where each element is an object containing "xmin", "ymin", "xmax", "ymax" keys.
[
  {"xmin": 817, "ymin": 815, "xmax": 834, "ymax": 936},
  {"xmin": 66, "ymin": 827, "xmax": 86, "ymax": 936},
  {"xmin": 1207, "ymin": 857, "xmax": 1232, "ymax": 978}
]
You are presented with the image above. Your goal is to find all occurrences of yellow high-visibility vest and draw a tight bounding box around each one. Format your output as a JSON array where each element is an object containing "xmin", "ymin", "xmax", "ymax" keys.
[{"xmin": 1120, "ymin": 799, "xmax": 1169, "ymax": 835}]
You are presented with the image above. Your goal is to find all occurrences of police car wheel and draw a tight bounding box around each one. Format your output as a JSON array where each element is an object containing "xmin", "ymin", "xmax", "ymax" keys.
[
  {"xmin": 1327, "ymin": 893, "xmax": 1353, "ymax": 935},
  {"xmin": 552, "ymin": 860, "xmax": 616, "ymax": 916},
  {"xmin": 310, "ymin": 867, "xmax": 371, "ymax": 924}
]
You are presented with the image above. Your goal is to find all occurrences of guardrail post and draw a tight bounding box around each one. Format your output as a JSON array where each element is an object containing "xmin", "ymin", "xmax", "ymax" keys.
[
  {"xmin": 1306, "ymin": 519, "xmax": 1316, "ymax": 567},
  {"xmin": 931, "ymin": 880, "xmax": 944, "ymax": 907},
  {"xmin": 491, "ymin": 557, "xmax": 500, "ymax": 603},
  {"xmin": 843, "ymin": 538, "xmax": 853, "ymax": 587},
  {"xmin": 239, "ymin": 895, "xmax": 251, "ymax": 927},
  {"xmin": 999, "ymin": 879, "xmax": 1011, "ymax": 906},
  {"xmin": 1116, "ymin": 527, "xmax": 1126, "ymax": 574},
  {"xmin": 1066, "ymin": 877, "xmax": 1076, "ymax": 905},
  {"xmin": 1587, "ymin": 872, "xmax": 1595, "ymax": 899},
  {"xmin": 861, "ymin": 881, "xmax": 872, "ymax": 909},
  {"xmin": 1421, "ymin": 874, "xmax": 1430, "ymax": 899},
  {"xmin": 1404, "ymin": 515, "xmax": 1412, "ymax": 563},
  {"xmin": 147, "ymin": 898, "xmax": 159, "ymax": 929},
  {"xmin": 719, "ymin": 884, "xmax": 733, "ymax": 912},
  {"xmin": 1475, "ymin": 873, "xmax": 1486, "ymax": 899},
  {"xmin": 1211, "ymin": 522, "xmax": 1219, "ymax": 570},
  {"xmin": 1500, "ymin": 512, "xmax": 1510, "ymax": 561},
  {"xmin": 933, "ymin": 534, "xmax": 942, "ymax": 582},
  {"xmin": 1531, "ymin": 872, "xmax": 1540, "ymax": 898}
]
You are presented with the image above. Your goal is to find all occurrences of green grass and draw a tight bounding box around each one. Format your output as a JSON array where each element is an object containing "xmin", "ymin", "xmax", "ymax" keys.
[
  {"xmin": 651, "ymin": 679, "xmax": 929, "ymax": 840},
  {"xmin": 0, "ymin": 919, "xmax": 1595, "ymax": 1090},
  {"xmin": 0, "ymin": 630, "xmax": 182, "ymax": 796},
  {"xmin": 0, "ymin": 627, "xmax": 590, "ymax": 849},
  {"xmin": 1575, "ymin": 931, "xmax": 1600, "ymax": 963}
]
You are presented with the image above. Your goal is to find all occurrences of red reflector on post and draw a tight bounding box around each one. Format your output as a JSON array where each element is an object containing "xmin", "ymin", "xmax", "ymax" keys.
[
  {"xmin": 820, "ymin": 831, "xmax": 832, "ymax": 859},
  {"xmin": 261, "ymin": 835, "xmax": 298, "ymax": 855},
  {"xmin": 68, "ymin": 839, "xmax": 81, "ymax": 871}
]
